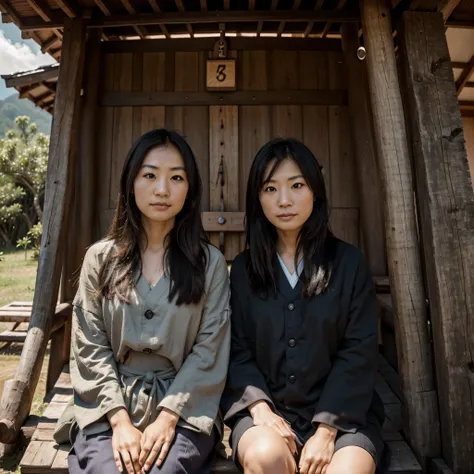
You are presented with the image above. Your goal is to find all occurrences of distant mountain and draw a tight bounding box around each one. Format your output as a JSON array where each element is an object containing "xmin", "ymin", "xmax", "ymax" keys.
[{"xmin": 0, "ymin": 93, "xmax": 52, "ymax": 137}]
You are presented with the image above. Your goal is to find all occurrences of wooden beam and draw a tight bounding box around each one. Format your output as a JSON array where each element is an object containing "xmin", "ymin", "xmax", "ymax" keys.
[
  {"xmin": 41, "ymin": 34, "xmax": 61, "ymax": 53},
  {"xmin": 200, "ymin": 0, "xmax": 206, "ymax": 11},
  {"xmin": 341, "ymin": 22, "xmax": 387, "ymax": 277},
  {"xmin": 304, "ymin": 0, "xmax": 325, "ymax": 38},
  {"xmin": 360, "ymin": 0, "xmax": 441, "ymax": 465},
  {"xmin": 438, "ymin": 0, "xmax": 461, "ymax": 21},
  {"xmin": 452, "ymin": 61, "xmax": 467, "ymax": 69},
  {"xmin": 456, "ymin": 54, "xmax": 474, "ymax": 95},
  {"xmin": 92, "ymin": 0, "xmax": 110, "ymax": 16},
  {"xmin": 321, "ymin": 0, "xmax": 346, "ymax": 38},
  {"xmin": 175, "ymin": 0, "xmax": 193, "ymax": 36},
  {"xmin": 58, "ymin": 28, "xmax": 102, "ymax": 394},
  {"xmin": 147, "ymin": 0, "xmax": 169, "ymax": 37},
  {"xmin": 446, "ymin": 20, "xmax": 474, "ymax": 28},
  {"xmin": 54, "ymin": 0, "xmax": 80, "ymax": 18},
  {"xmin": 0, "ymin": 0, "xmax": 21, "ymax": 25},
  {"xmin": 120, "ymin": 0, "xmax": 148, "ymax": 38},
  {"xmin": 277, "ymin": 0, "xmax": 301, "ymax": 37},
  {"xmin": 20, "ymin": 9, "xmax": 361, "ymax": 31},
  {"xmin": 400, "ymin": 11, "xmax": 474, "ymax": 472},
  {"xmin": 3, "ymin": 66, "xmax": 59, "ymax": 88},
  {"xmin": 100, "ymin": 89, "xmax": 347, "ymax": 107},
  {"xmin": 102, "ymin": 37, "xmax": 342, "ymax": 53},
  {"xmin": 25, "ymin": 0, "xmax": 55, "ymax": 22},
  {"xmin": 0, "ymin": 17, "xmax": 87, "ymax": 446}
]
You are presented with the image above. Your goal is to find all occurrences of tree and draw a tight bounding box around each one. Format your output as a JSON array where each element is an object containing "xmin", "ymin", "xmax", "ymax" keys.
[
  {"xmin": 0, "ymin": 175, "xmax": 25, "ymax": 247},
  {"xmin": 0, "ymin": 116, "xmax": 48, "ymax": 224}
]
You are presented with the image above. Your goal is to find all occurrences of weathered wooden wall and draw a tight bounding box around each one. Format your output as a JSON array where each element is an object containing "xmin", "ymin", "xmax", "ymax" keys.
[
  {"xmin": 463, "ymin": 117, "xmax": 474, "ymax": 183},
  {"xmin": 93, "ymin": 44, "xmax": 382, "ymax": 266}
]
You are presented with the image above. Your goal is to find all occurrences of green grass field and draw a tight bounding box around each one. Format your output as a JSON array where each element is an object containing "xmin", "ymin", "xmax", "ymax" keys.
[{"xmin": 0, "ymin": 250, "xmax": 48, "ymax": 474}]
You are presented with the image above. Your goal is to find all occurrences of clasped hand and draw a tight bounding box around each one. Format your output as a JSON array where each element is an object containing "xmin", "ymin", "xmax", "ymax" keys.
[
  {"xmin": 110, "ymin": 408, "xmax": 179, "ymax": 474},
  {"xmin": 249, "ymin": 402, "xmax": 336, "ymax": 474},
  {"xmin": 298, "ymin": 424, "xmax": 336, "ymax": 474}
]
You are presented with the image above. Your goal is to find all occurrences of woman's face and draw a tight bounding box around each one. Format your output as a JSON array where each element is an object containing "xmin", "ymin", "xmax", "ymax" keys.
[
  {"xmin": 133, "ymin": 144, "xmax": 189, "ymax": 225},
  {"xmin": 259, "ymin": 158, "xmax": 314, "ymax": 233}
]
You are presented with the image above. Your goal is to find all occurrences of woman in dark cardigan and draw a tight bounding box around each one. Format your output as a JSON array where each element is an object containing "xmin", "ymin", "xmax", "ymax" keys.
[{"xmin": 221, "ymin": 138, "xmax": 387, "ymax": 474}]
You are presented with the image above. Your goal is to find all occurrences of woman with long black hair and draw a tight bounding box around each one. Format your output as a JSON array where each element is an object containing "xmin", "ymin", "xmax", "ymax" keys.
[
  {"xmin": 54, "ymin": 129, "xmax": 230, "ymax": 474},
  {"xmin": 221, "ymin": 138, "xmax": 386, "ymax": 474}
]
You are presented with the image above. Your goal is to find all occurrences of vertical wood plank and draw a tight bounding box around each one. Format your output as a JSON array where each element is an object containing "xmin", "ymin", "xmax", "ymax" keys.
[
  {"xmin": 327, "ymin": 51, "xmax": 347, "ymax": 90},
  {"xmin": 96, "ymin": 106, "xmax": 114, "ymax": 239},
  {"xmin": 329, "ymin": 106, "xmax": 359, "ymax": 208},
  {"xmin": 303, "ymin": 106, "xmax": 330, "ymax": 198},
  {"xmin": 341, "ymin": 23, "xmax": 387, "ymax": 276},
  {"xmin": 141, "ymin": 107, "xmax": 165, "ymax": 135},
  {"xmin": 361, "ymin": 0, "xmax": 441, "ymax": 463},
  {"xmin": 109, "ymin": 53, "xmax": 133, "ymax": 209},
  {"xmin": 273, "ymin": 105, "xmax": 303, "ymax": 140},
  {"xmin": 132, "ymin": 51, "xmax": 144, "ymax": 142},
  {"xmin": 401, "ymin": 11, "xmax": 474, "ymax": 472},
  {"xmin": 329, "ymin": 208, "xmax": 359, "ymax": 246},
  {"xmin": 209, "ymin": 106, "xmax": 239, "ymax": 260},
  {"xmin": 102, "ymin": 53, "xmax": 116, "ymax": 93},
  {"xmin": 175, "ymin": 52, "xmax": 199, "ymax": 92},
  {"xmin": 463, "ymin": 117, "xmax": 474, "ymax": 182},
  {"xmin": 164, "ymin": 106, "xmax": 209, "ymax": 209},
  {"xmin": 271, "ymin": 51, "xmax": 299, "ymax": 90},
  {"xmin": 299, "ymin": 51, "xmax": 328, "ymax": 90},
  {"xmin": 142, "ymin": 52, "xmax": 166, "ymax": 92},
  {"xmin": 241, "ymin": 51, "xmax": 267, "ymax": 91},
  {"xmin": 239, "ymin": 106, "xmax": 272, "ymax": 249}
]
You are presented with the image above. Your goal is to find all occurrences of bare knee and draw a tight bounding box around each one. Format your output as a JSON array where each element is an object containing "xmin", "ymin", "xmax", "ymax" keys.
[
  {"xmin": 238, "ymin": 428, "xmax": 295, "ymax": 474},
  {"xmin": 326, "ymin": 446, "xmax": 376, "ymax": 474}
]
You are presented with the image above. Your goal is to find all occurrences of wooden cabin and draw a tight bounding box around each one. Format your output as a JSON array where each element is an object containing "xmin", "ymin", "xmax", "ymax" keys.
[{"xmin": 0, "ymin": 1, "xmax": 473, "ymax": 473}]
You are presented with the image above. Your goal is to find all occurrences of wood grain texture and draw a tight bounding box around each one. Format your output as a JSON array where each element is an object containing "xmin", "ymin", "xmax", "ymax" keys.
[
  {"xmin": 0, "ymin": 18, "xmax": 87, "ymax": 446},
  {"xmin": 360, "ymin": 0, "xmax": 441, "ymax": 463},
  {"xmin": 303, "ymin": 105, "xmax": 330, "ymax": 198},
  {"xmin": 400, "ymin": 11, "xmax": 474, "ymax": 472},
  {"xmin": 175, "ymin": 52, "xmax": 199, "ymax": 92},
  {"xmin": 272, "ymin": 105, "xmax": 303, "ymax": 140},
  {"xmin": 341, "ymin": 23, "xmax": 387, "ymax": 276},
  {"xmin": 209, "ymin": 106, "xmax": 239, "ymax": 259},
  {"xmin": 328, "ymin": 106, "xmax": 358, "ymax": 208}
]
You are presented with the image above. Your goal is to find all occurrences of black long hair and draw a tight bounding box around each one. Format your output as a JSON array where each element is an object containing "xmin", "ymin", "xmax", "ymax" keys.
[
  {"xmin": 98, "ymin": 129, "xmax": 209, "ymax": 305},
  {"xmin": 245, "ymin": 138, "xmax": 336, "ymax": 298}
]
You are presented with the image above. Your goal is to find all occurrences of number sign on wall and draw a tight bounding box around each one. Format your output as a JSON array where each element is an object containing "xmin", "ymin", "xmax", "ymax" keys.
[{"xmin": 206, "ymin": 59, "xmax": 236, "ymax": 91}]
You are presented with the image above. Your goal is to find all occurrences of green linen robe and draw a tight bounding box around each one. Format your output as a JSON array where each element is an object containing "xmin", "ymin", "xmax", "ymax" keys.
[{"xmin": 54, "ymin": 240, "xmax": 231, "ymax": 444}]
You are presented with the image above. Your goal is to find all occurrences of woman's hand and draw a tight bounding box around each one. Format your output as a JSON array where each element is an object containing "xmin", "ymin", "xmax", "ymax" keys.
[
  {"xmin": 249, "ymin": 401, "xmax": 297, "ymax": 454},
  {"xmin": 299, "ymin": 424, "xmax": 337, "ymax": 474},
  {"xmin": 108, "ymin": 408, "xmax": 143, "ymax": 474},
  {"xmin": 139, "ymin": 408, "xmax": 179, "ymax": 472}
]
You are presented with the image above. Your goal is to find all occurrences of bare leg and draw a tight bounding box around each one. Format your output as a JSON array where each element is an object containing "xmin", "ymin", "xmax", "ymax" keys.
[
  {"xmin": 237, "ymin": 426, "xmax": 297, "ymax": 474},
  {"xmin": 325, "ymin": 446, "xmax": 376, "ymax": 474}
]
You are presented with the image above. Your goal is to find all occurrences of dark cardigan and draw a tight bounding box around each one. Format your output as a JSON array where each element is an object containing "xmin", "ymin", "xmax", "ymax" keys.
[{"xmin": 221, "ymin": 238, "xmax": 384, "ymax": 440}]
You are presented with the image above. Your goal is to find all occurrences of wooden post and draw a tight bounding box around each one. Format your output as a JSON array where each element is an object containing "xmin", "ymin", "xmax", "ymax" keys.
[
  {"xmin": 0, "ymin": 17, "xmax": 87, "ymax": 445},
  {"xmin": 49, "ymin": 28, "xmax": 102, "ymax": 394},
  {"xmin": 399, "ymin": 11, "xmax": 474, "ymax": 473},
  {"xmin": 340, "ymin": 23, "xmax": 387, "ymax": 277},
  {"xmin": 359, "ymin": 0, "xmax": 441, "ymax": 464}
]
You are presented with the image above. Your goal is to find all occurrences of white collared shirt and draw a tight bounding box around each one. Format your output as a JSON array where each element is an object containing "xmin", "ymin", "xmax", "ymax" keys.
[{"xmin": 277, "ymin": 253, "xmax": 304, "ymax": 289}]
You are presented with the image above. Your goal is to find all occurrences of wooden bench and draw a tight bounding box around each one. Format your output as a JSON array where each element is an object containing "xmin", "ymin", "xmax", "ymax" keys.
[
  {"xmin": 0, "ymin": 302, "xmax": 34, "ymax": 344},
  {"xmin": 20, "ymin": 357, "xmax": 422, "ymax": 474}
]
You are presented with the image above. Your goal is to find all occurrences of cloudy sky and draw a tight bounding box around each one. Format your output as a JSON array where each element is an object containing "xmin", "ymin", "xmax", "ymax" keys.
[{"xmin": 0, "ymin": 13, "xmax": 57, "ymax": 99}]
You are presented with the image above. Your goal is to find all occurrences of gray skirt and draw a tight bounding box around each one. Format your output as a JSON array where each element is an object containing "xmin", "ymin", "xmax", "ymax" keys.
[
  {"xmin": 69, "ymin": 426, "xmax": 217, "ymax": 474},
  {"xmin": 230, "ymin": 411, "xmax": 389, "ymax": 473}
]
